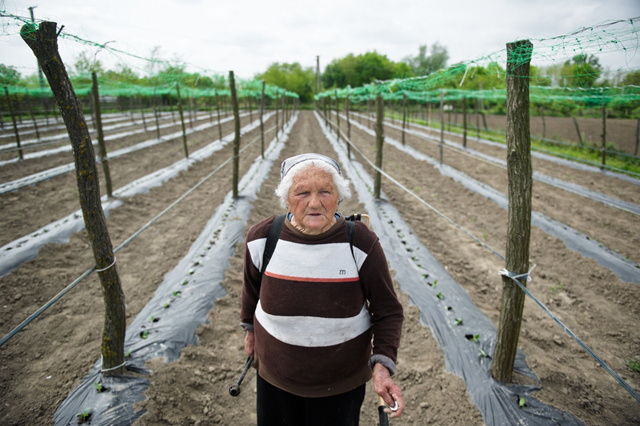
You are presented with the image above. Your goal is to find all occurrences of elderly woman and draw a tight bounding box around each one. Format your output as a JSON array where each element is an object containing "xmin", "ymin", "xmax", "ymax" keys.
[{"xmin": 241, "ymin": 153, "xmax": 404, "ymax": 425}]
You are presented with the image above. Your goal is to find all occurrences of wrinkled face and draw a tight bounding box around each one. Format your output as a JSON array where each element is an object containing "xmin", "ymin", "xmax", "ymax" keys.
[{"xmin": 287, "ymin": 166, "xmax": 339, "ymax": 235}]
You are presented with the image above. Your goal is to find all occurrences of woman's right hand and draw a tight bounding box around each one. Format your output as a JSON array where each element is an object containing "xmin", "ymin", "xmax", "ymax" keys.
[{"xmin": 244, "ymin": 330, "xmax": 255, "ymax": 356}]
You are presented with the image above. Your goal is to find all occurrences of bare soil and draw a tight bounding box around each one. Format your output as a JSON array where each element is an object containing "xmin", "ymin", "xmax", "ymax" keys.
[{"xmin": 0, "ymin": 111, "xmax": 639, "ymax": 425}]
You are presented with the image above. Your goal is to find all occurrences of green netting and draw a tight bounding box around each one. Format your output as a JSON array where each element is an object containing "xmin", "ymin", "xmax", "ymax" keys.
[
  {"xmin": 315, "ymin": 18, "xmax": 640, "ymax": 109},
  {"xmin": 1, "ymin": 13, "xmax": 298, "ymax": 101}
]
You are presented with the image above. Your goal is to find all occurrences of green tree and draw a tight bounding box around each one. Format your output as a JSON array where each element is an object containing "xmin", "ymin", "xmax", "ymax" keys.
[
  {"xmin": 621, "ymin": 70, "xmax": 640, "ymax": 86},
  {"xmin": 322, "ymin": 51, "xmax": 413, "ymax": 89},
  {"xmin": 257, "ymin": 62, "xmax": 315, "ymax": 103},
  {"xmin": 404, "ymin": 43, "xmax": 449, "ymax": 76},
  {"xmin": 72, "ymin": 51, "xmax": 106, "ymax": 83},
  {"xmin": 0, "ymin": 64, "xmax": 21, "ymax": 86},
  {"xmin": 561, "ymin": 54, "xmax": 602, "ymax": 88}
]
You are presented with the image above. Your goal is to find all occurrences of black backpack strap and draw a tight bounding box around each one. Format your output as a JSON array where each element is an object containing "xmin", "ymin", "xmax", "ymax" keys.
[
  {"xmin": 345, "ymin": 219, "xmax": 356, "ymax": 258},
  {"xmin": 261, "ymin": 214, "xmax": 286, "ymax": 275}
]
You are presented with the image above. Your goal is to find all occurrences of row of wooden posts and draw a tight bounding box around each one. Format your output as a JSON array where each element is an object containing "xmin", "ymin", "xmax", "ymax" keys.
[
  {"xmin": 316, "ymin": 85, "xmax": 640, "ymax": 165},
  {"xmin": 318, "ymin": 40, "xmax": 535, "ymax": 384},
  {"xmin": 19, "ymin": 20, "xmax": 301, "ymax": 376}
]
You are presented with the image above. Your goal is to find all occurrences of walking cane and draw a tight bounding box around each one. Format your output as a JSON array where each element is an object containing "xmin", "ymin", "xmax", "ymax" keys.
[
  {"xmin": 229, "ymin": 355, "xmax": 254, "ymax": 397},
  {"xmin": 378, "ymin": 396, "xmax": 389, "ymax": 426}
]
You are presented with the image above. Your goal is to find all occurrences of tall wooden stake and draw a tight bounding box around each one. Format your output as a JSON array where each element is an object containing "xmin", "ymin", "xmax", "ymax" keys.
[
  {"xmin": 601, "ymin": 101, "xmax": 607, "ymax": 167},
  {"xmin": 260, "ymin": 80, "xmax": 266, "ymax": 158},
  {"xmin": 439, "ymin": 90, "xmax": 444, "ymax": 165},
  {"xmin": 462, "ymin": 96, "xmax": 468, "ymax": 148},
  {"xmin": 92, "ymin": 72, "xmax": 113, "ymax": 198},
  {"xmin": 491, "ymin": 39, "xmax": 533, "ymax": 383},
  {"xmin": 374, "ymin": 93, "xmax": 384, "ymax": 199},
  {"xmin": 22, "ymin": 21, "xmax": 125, "ymax": 375},
  {"xmin": 229, "ymin": 71, "xmax": 241, "ymax": 198},
  {"xmin": 402, "ymin": 93, "xmax": 407, "ymax": 146},
  {"xmin": 176, "ymin": 82, "xmax": 189, "ymax": 158},
  {"xmin": 4, "ymin": 87, "xmax": 23, "ymax": 160}
]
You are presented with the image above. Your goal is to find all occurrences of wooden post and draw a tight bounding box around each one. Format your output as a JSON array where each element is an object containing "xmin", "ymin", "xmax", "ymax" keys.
[
  {"xmin": 153, "ymin": 92, "xmax": 161, "ymax": 140},
  {"xmin": 22, "ymin": 21, "xmax": 125, "ymax": 375},
  {"xmin": 439, "ymin": 89, "xmax": 444, "ymax": 165},
  {"xmin": 462, "ymin": 96, "xmax": 468, "ymax": 148},
  {"xmin": 275, "ymin": 94, "xmax": 280, "ymax": 138},
  {"xmin": 175, "ymin": 82, "xmax": 189, "ymax": 158},
  {"xmin": 4, "ymin": 87, "xmax": 23, "ymax": 160},
  {"xmin": 138, "ymin": 93, "xmax": 147, "ymax": 132},
  {"xmin": 260, "ymin": 81, "xmax": 265, "ymax": 159},
  {"xmin": 491, "ymin": 39, "xmax": 533, "ymax": 384},
  {"xmin": 188, "ymin": 95, "xmax": 195, "ymax": 129},
  {"xmin": 635, "ymin": 119, "xmax": 639, "ymax": 156},
  {"xmin": 229, "ymin": 71, "xmax": 241, "ymax": 199},
  {"xmin": 323, "ymin": 97, "xmax": 328, "ymax": 127},
  {"xmin": 601, "ymin": 101, "xmax": 607, "ymax": 167},
  {"xmin": 346, "ymin": 95, "xmax": 351, "ymax": 159},
  {"xmin": 572, "ymin": 116, "xmax": 583, "ymax": 146},
  {"xmin": 335, "ymin": 91, "xmax": 340, "ymax": 142},
  {"xmin": 216, "ymin": 92, "xmax": 223, "ymax": 141},
  {"xmin": 92, "ymin": 72, "xmax": 113, "ymax": 198},
  {"xmin": 374, "ymin": 93, "xmax": 384, "ymax": 199},
  {"xmin": 25, "ymin": 89, "xmax": 41, "ymax": 140},
  {"xmin": 281, "ymin": 96, "xmax": 286, "ymax": 133},
  {"xmin": 402, "ymin": 93, "xmax": 407, "ymax": 146}
]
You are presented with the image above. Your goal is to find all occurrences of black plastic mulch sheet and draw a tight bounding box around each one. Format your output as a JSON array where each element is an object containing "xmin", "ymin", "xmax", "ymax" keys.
[
  {"xmin": 52, "ymin": 114, "xmax": 296, "ymax": 425},
  {"xmin": 317, "ymin": 111, "xmax": 583, "ymax": 425}
]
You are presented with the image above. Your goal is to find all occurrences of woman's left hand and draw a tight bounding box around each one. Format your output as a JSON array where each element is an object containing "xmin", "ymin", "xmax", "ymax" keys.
[{"xmin": 372, "ymin": 362, "xmax": 404, "ymax": 418}]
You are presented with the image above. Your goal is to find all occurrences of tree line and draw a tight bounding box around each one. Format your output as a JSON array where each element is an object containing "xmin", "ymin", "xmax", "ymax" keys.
[{"xmin": 2, "ymin": 42, "xmax": 639, "ymax": 111}]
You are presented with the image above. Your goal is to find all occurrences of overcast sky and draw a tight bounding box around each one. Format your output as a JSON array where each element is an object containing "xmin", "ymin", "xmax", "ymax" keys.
[{"xmin": 2, "ymin": 0, "xmax": 639, "ymax": 80}]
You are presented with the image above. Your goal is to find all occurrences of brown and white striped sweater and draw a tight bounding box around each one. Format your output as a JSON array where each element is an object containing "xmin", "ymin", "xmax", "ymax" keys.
[{"xmin": 241, "ymin": 215, "xmax": 403, "ymax": 398}]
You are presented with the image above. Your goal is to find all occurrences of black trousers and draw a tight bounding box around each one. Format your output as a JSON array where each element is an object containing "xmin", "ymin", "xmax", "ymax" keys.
[{"xmin": 256, "ymin": 374, "xmax": 366, "ymax": 426}]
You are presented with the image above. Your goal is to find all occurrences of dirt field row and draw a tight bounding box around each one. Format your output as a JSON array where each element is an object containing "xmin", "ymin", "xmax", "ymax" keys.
[{"xmin": 0, "ymin": 110, "xmax": 638, "ymax": 424}]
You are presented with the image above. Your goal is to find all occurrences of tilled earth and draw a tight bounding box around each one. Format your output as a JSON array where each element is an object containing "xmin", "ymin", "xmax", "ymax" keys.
[{"xmin": 0, "ymin": 110, "xmax": 639, "ymax": 425}]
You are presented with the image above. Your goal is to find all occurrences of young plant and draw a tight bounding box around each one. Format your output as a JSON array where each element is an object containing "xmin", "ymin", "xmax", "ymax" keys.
[
  {"xmin": 626, "ymin": 357, "xmax": 640, "ymax": 373},
  {"xmin": 94, "ymin": 382, "xmax": 104, "ymax": 393},
  {"xmin": 518, "ymin": 397, "xmax": 526, "ymax": 408},
  {"xmin": 77, "ymin": 408, "xmax": 92, "ymax": 424}
]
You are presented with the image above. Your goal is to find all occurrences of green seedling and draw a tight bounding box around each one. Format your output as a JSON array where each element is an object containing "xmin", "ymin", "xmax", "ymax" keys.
[
  {"xmin": 433, "ymin": 280, "xmax": 438, "ymax": 287},
  {"xmin": 141, "ymin": 330, "xmax": 149, "ymax": 339},
  {"xmin": 626, "ymin": 357, "xmax": 640, "ymax": 373},
  {"xmin": 437, "ymin": 292, "xmax": 444, "ymax": 300},
  {"xmin": 172, "ymin": 291, "xmax": 182, "ymax": 297},
  {"xmin": 125, "ymin": 349, "xmax": 132, "ymax": 358},
  {"xmin": 518, "ymin": 397, "xmax": 526, "ymax": 408},
  {"xmin": 422, "ymin": 273, "xmax": 429, "ymax": 279},
  {"xmin": 163, "ymin": 302, "xmax": 170, "ymax": 309},
  {"xmin": 455, "ymin": 318, "xmax": 463, "ymax": 326},
  {"xmin": 466, "ymin": 334, "xmax": 480, "ymax": 342},
  {"xmin": 149, "ymin": 315, "xmax": 155, "ymax": 322},
  {"xmin": 77, "ymin": 408, "xmax": 92, "ymax": 424},
  {"xmin": 478, "ymin": 348, "xmax": 489, "ymax": 358},
  {"xmin": 189, "ymin": 269, "xmax": 195, "ymax": 275},
  {"xmin": 182, "ymin": 279, "xmax": 189, "ymax": 285},
  {"xmin": 94, "ymin": 382, "xmax": 104, "ymax": 393},
  {"xmin": 548, "ymin": 282, "xmax": 566, "ymax": 293}
]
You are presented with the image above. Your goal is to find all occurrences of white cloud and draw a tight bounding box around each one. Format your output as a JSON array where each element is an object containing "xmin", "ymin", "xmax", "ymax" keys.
[{"xmin": 1, "ymin": 0, "xmax": 638, "ymax": 79}]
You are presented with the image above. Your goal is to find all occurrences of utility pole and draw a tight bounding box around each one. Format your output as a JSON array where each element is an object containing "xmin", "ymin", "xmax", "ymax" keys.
[{"xmin": 316, "ymin": 56, "xmax": 321, "ymax": 94}]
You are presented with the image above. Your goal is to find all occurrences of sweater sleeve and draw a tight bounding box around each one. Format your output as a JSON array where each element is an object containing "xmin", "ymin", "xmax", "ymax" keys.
[
  {"xmin": 356, "ymin": 225, "xmax": 404, "ymax": 372},
  {"xmin": 240, "ymin": 216, "xmax": 274, "ymax": 330}
]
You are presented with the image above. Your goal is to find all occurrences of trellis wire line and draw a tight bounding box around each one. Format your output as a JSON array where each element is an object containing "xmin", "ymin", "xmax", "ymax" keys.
[
  {"xmin": 323, "ymin": 110, "xmax": 640, "ymax": 405},
  {"xmin": 0, "ymin": 123, "xmax": 278, "ymax": 348},
  {"xmin": 501, "ymin": 268, "xmax": 640, "ymax": 404},
  {"xmin": 395, "ymin": 118, "xmax": 640, "ymax": 216},
  {"xmin": 323, "ymin": 111, "xmax": 506, "ymax": 262}
]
